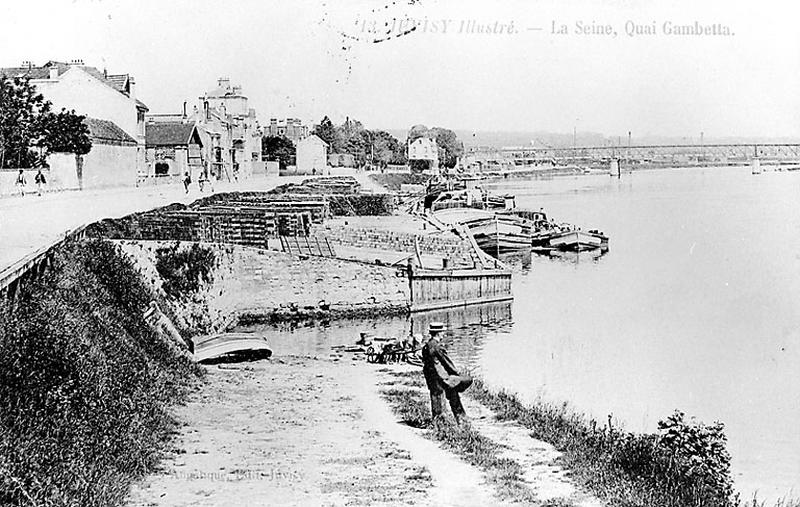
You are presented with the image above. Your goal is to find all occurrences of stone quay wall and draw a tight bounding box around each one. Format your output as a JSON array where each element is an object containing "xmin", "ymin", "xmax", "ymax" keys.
[
  {"xmin": 312, "ymin": 224, "xmax": 479, "ymax": 268},
  {"xmin": 117, "ymin": 240, "xmax": 409, "ymax": 332}
]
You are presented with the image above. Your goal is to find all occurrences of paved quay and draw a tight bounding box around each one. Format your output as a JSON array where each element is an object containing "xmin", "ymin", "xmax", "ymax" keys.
[{"xmin": 0, "ymin": 174, "xmax": 313, "ymax": 273}]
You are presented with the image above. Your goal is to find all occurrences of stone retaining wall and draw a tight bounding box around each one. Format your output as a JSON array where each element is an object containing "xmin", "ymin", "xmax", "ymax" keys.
[
  {"xmin": 117, "ymin": 240, "xmax": 409, "ymax": 332},
  {"xmin": 312, "ymin": 224, "xmax": 479, "ymax": 268}
]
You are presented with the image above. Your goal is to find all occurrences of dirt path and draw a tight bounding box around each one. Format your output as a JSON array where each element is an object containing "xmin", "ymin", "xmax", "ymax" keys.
[
  {"xmin": 127, "ymin": 357, "xmax": 433, "ymax": 507},
  {"xmin": 128, "ymin": 356, "xmax": 602, "ymax": 507},
  {"xmin": 375, "ymin": 364, "xmax": 605, "ymax": 507},
  {"xmin": 461, "ymin": 398, "xmax": 604, "ymax": 507}
]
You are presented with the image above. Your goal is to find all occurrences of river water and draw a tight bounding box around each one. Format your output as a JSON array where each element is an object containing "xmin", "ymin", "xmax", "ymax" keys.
[{"xmin": 240, "ymin": 166, "xmax": 800, "ymax": 501}]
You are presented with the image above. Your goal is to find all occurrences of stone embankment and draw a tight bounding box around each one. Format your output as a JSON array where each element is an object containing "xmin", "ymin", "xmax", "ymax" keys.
[
  {"xmin": 118, "ymin": 240, "xmax": 410, "ymax": 332},
  {"xmin": 312, "ymin": 222, "xmax": 479, "ymax": 268}
]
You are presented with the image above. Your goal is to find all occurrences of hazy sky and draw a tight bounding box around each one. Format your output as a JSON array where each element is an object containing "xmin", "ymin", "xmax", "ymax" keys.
[{"xmin": 2, "ymin": 0, "xmax": 798, "ymax": 138}]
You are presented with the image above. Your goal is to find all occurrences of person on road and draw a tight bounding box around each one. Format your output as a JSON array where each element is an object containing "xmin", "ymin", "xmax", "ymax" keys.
[
  {"xmin": 15, "ymin": 169, "xmax": 26, "ymax": 196},
  {"xmin": 183, "ymin": 170, "xmax": 191, "ymax": 193},
  {"xmin": 34, "ymin": 169, "xmax": 46, "ymax": 196},
  {"xmin": 421, "ymin": 322, "xmax": 472, "ymax": 425}
]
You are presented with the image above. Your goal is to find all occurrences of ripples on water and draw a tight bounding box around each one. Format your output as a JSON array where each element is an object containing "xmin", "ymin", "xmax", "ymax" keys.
[{"xmin": 238, "ymin": 166, "xmax": 800, "ymax": 502}]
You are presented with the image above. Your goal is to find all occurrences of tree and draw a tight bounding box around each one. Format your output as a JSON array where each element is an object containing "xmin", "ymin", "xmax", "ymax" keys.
[
  {"xmin": 37, "ymin": 108, "xmax": 93, "ymax": 189},
  {"xmin": 369, "ymin": 130, "xmax": 406, "ymax": 167},
  {"xmin": 39, "ymin": 108, "xmax": 92, "ymax": 156},
  {"xmin": 407, "ymin": 124, "xmax": 429, "ymax": 143},
  {"xmin": 313, "ymin": 116, "xmax": 336, "ymax": 147},
  {"xmin": 430, "ymin": 127, "xmax": 463, "ymax": 168},
  {"xmin": 0, "ymin": 76, "xmax": 51, "ymax": 168},
  {"xmin": 261, "ymin": 136, "xmax": 296, "ymax": 170}
]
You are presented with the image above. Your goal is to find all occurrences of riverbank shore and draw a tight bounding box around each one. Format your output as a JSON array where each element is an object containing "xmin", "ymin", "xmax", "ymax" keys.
[{"xmin": 126, "ymin": 354, "xmax": 604, "ymax": 507}]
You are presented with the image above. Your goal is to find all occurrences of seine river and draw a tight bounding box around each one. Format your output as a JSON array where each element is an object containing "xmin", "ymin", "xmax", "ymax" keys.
[{"xmin": 245, "ymin": 166, "xmax": 800, "ymax": 501}]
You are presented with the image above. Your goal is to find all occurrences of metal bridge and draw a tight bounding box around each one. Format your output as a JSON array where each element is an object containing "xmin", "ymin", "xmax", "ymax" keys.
[{"xmin": 481, "ymin": 143, "xmax": 800, "ymax": 164}]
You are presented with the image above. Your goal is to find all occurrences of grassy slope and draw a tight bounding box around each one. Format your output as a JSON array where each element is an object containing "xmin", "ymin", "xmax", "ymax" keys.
[{"xmin": 0, "ymin": 239, "xmax": 200, "ymax": 507}]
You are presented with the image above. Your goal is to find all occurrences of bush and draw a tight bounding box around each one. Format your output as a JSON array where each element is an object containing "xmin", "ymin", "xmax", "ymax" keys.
[
  {"xmin": 155, "ymin": 242, "xmax": 217, "ymax": 300},
  {"xmin": 468, "ymin": 380, "xmax": 740, "ymax": 507},
  {"xmin": 0, "ymin": 239, "xmax": 199, "ymax": 506}
]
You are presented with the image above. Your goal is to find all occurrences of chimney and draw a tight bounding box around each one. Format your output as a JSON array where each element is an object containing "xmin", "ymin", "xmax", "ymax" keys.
[
  {"xmin": 217, "ymin": 77, "xmax": 230, "ymax": 89},
  {"xmin": 21, "ymin": 60, "xmax": 32, "ymax": 69},
  {"xmin": 182, "ymin": 101, "xmax": 187, "ymax": 119},
  {"xmin": 49, "ymin": 67, "xmax": 59, "ymax": 80},
  {"xmin": 204, "ymin": 100, "xmax": 210, "ymax": 121},
  {"xmin": 232, "ymin": 85, "xmax": 242, "ymax": 94},
  {"xmin": 128, "ymin": 77, "xmax": 136, "ymax": 99},
  {"xmin": 69, "ymin": 59, "xmax": 84, "ymax": 66}
]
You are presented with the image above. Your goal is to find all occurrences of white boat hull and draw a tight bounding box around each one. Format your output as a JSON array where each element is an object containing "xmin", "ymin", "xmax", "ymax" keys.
[
  {"xmin": 549, "ymin": 230, "xmax": 604, "ymax": 251},
  {"xmin": 433, "ymin": 208, "xmax": 531, "ymax": 254}
]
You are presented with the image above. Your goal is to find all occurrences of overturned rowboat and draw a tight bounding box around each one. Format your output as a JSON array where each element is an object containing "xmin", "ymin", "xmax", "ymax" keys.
[{"xmin": 193, "ymin": 333, "xmax": 272, "ymax": 364}]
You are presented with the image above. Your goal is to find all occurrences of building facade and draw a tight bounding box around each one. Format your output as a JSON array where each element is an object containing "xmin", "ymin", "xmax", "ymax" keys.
[
  {"xmin": 144, "ymin": 122, "xmax": 204, "ymax": 182},
  {"xmin": 197, "ymin": 78, "xmax": 262, "ymax": 179},
  {"xmin": 294, "ymin": 135, "xmax": 328, "ymax": 175},
  {"xmin": 264, "ymin": 118, "xmax": 309, "ymax": 144},
  {"xmin": 1, "ymin": 60, "xmax": 148, "ymax": 174},
  {"xmin": 408, "ymin": 137, "xmax": 439, "ymax": 172},
  {"xmin": 45, "ymin": 117, "xmax": 138, "ymax": 190}
]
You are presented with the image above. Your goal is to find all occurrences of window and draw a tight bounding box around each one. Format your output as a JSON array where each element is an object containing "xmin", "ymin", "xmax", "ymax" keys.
[{"xmin": 155, "ymin": 162, "xmax": 170, "ymax": 175}]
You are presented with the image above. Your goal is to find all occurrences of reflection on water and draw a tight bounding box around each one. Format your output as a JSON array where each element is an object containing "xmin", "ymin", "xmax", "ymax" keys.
[
  {"xmin": 235, "ymin": 167, "xmax": 800, "ymax": 503},
  {"xmin": 485, "ymin": 168, "xmax": 800, "ymax": 502},
  {"xmin": 232, "ymin": 301, "xmax": 513, "ymax": 366}
]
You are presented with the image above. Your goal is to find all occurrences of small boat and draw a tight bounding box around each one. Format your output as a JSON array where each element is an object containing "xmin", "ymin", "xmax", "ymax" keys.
[
  {"xmin": 469, "ymin": 215, "xmax": 532, "ymax": 253},
  {"xmin": 434, "ymin": 207, "xmax": 532, "ymax": 255},
  {"xmin": 193, "ymin": 333, "xmax": 272, "ymax": 364},
  {"xmin": 429, "ymin": 189, "xmax": 515, "ymax": 213},
  {"xmin": 549, "ymin": 229, "xmax": 606, "ymax": 251},
  {"xmin": 531, "ymin": 228, "xmax": 608, "ymax": 252}
]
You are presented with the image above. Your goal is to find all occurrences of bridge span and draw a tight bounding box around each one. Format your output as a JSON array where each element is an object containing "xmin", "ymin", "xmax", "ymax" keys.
[{"xmin": 474, "ymin": 143, "xmax": 800, "ymax": 165}]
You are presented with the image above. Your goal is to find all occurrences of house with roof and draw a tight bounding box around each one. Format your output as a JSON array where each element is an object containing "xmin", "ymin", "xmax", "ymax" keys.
[
  {"xmin": 294, "ymin": 134, "xmax": 329, "ymax": 176},
  {"xmin": 144, "ymin": 122, "xmax": 204, "ymax": 181},
  {"xmin": 0, "ymin": 60, "xmax": 149, "ymax": 175},
  {"xmin": 408, "ymin": 137, "xmax": 439, "ymax": 172},
  {"xmin": 197, "ymin": 78, "xmax": 262, "ymax": 179},
  {"xmin": 264, "ymin": 118, "xmax": 310, "ymax": 144}
]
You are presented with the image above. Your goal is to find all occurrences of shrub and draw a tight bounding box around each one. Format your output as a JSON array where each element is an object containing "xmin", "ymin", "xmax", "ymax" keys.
[
  {"xmin": 468, "ymin": 379, "xmax": 740, "ymax": 507},
  {"xmin": 155, "ymin": 242, "xmax": 217, "ymax": 300},
  {"xmin": 0, "ymin": 239, "xmax": 199, "ymax": 506}
]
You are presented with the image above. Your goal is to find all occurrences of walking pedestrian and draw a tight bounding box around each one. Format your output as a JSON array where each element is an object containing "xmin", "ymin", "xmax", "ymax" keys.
[
  {"xmin": 34, "ymin": 168, "xmax": 47, "ymax": 196},
  {"xmin": 421, "ymin": 322, "xmax": 473, "ymax": 425},
  {"xmin": 15, "ymin": 169, "xmax": 26, "ymax": 196},
  {"xmin": 183, "ymin": 170, "xmax": 191, "ymax": 193}
]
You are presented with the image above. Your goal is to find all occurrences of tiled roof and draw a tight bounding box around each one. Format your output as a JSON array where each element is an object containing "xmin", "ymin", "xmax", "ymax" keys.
[
  {"xmin": 83, "ymin": 117, "xmax": 138, "ymax": 146},
  {"xmin": 300, "ymin": 134, "xmax": 328, "ymax": 146},
  {"xmin": 0, "ymin": 62, "xmax": 148, "ymax": 110},
  {"xmin": 146, "ymin": 122, "xmax": 203, "ymax": 148},
  {"xmin": 0, "ymin": 61, "xmax": 69, "ymax": 80},
  {"xmin": 105, "ymin": 73, "xmax": 129, "ymax": 92}
]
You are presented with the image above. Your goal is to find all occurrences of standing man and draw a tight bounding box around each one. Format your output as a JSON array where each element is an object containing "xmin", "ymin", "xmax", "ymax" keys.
[
  {"xmin": 421, "ymin": 322, "xmax": 472, "ymax": 424},
  {"xmin": 15, "ymin": 169, "xmax": 26, "ymax": 196},
  {"xmin": 182, "ymin": 170, "xmax": 191, "ymax": 194},
  {"xmin": 34, "ymin": 168, "xmax": 46, "ymax": 196}
]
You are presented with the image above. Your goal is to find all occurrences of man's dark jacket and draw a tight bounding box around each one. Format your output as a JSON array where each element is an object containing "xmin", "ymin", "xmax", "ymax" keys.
[{"xmin": 422, "ymin": 339, "xmax": 472, "ymax": 392}]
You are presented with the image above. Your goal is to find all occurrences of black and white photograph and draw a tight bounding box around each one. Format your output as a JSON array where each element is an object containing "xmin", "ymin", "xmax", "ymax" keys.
[{"xmin": 0, "ymin": 1, "xmax": 798, "ymax": 506}]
